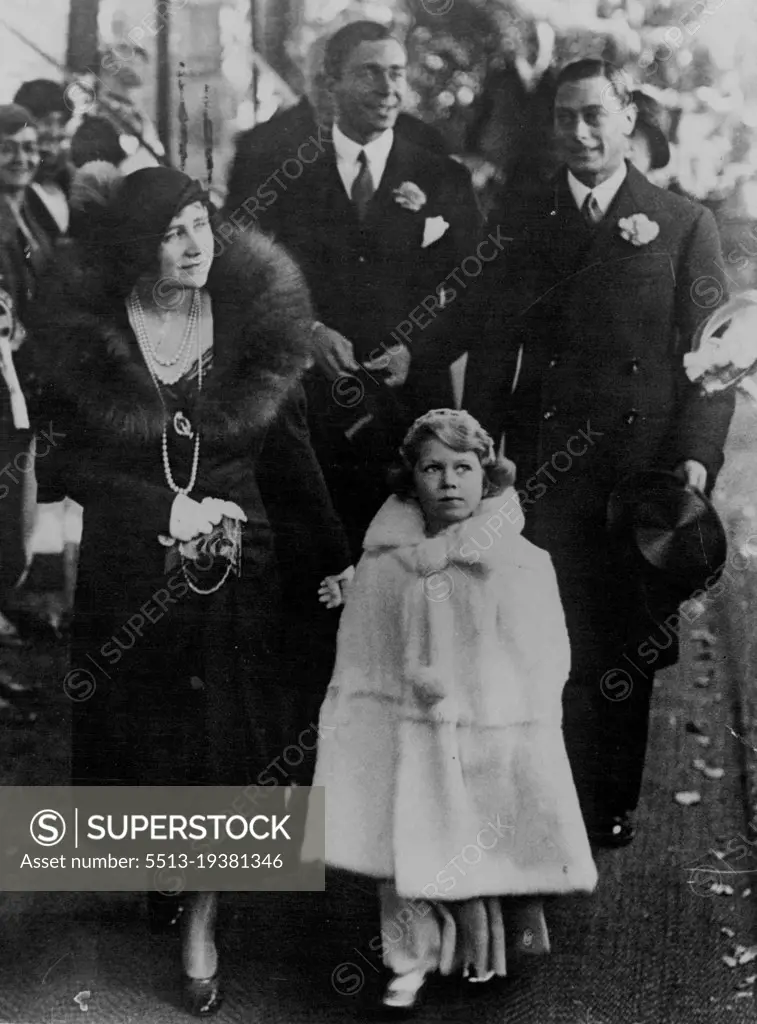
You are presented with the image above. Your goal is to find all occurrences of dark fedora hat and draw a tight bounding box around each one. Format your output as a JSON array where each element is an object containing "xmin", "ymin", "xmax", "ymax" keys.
[
  {"xmin": 607, "ymin": 471, "xmax": 727, "ymax": 599},
  {"xmin": 631, "ymin": 89, "xmax": 670, "ymax": 171}
]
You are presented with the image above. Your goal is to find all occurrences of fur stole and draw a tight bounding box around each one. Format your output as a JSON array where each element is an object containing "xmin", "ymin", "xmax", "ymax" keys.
[{"xmin": 25, "ymin": 227, "xmax": 314, "ymax": 442}]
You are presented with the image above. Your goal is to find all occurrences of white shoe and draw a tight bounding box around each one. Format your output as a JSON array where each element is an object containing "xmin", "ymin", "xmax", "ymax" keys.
[
  {"xmin": 463, "ymin": 964, "xmax": 496, "ymax": 984},
  {"xmin": 381, "ymin": 969, "xmax": 427, "ymax": 1011}
]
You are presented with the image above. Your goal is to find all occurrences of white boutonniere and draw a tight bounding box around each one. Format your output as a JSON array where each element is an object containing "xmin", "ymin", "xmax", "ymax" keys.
[
  {"xmin": 422, "ymin": 215, "xmax": 450, "ymax": 248},
  {"xmin": 393, "ymin": 181, "xmax": 427, "ymax": 212},
  {"xmin": 618, "ymin": 213, "xmax": 660, "ymax": 247}
]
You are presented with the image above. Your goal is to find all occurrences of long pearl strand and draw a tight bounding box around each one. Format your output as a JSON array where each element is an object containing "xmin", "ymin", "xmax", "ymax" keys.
[
  {"xmin": 131, "ymin": 288, "xmax": 200, "ymax": 369},
  {"xmin": 129, "ymin": 289, "xmax": 203, "ymax": 496}
]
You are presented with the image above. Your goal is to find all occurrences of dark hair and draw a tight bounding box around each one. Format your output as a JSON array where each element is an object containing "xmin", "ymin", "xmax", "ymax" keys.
[
  {"xmin": 0, "ymin": 104, "xmax": 37, "ymax": 138},
  {"xmin": 323, "ymin": 21, "xmax": 399, "ymax": 81},
  {"xmin": 554, "ymin": 58, "xmax": 632, "ymax": 111},
  {"xmin": 70, "ymin": 115, "xmax": 125, "ymax": 168},
  {"xmin": 389, "ymin": 412, "xmax": 516, "ymax": 501},
  {"xmin": 13, "ymin": 80, "xmax": 70, "ymax": 123}
]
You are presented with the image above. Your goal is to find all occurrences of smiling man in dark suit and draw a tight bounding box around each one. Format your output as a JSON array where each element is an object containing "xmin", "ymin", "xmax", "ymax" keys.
[
  {"xmin": 233, "ymin": 21, "xmax": 482, "ymax": 552},
  {"xmin": 463, "ymin": 59, "xmax": 734, "ymax": 847}
]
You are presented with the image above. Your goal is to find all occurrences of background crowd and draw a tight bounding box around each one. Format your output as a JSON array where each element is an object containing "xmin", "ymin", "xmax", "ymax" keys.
[{"xmin": 0, "ymin": 0, "xmax": 751, "ymax": 1016}]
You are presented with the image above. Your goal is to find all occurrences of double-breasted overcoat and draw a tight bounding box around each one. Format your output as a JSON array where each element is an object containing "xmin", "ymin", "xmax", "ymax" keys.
[{"xmin": 465, "ymin": 162, "xmax": 735, "ymax": 680}]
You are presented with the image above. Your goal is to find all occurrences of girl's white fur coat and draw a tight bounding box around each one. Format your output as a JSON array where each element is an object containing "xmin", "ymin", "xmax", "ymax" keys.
[{"xmin": 306, "ymin": 490, "xmax": 598, "ymax": 900}]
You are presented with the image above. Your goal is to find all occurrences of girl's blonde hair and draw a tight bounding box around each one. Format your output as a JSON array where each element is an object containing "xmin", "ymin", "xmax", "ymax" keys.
[{"xmin": 389, "ymin": 409, "xmax": 517, "ymax": 499}]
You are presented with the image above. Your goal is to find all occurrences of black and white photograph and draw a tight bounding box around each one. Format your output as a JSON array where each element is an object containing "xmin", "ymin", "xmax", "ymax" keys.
[{"xmin": 1, "ymin": 0, "xmax": 757, "ymax": 1020}]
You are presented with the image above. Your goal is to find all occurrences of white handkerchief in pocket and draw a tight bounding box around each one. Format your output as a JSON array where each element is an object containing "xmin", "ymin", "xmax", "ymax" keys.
[{"xmin": 422, "ymin": 215, "xmax": 450, "ymax": 248}]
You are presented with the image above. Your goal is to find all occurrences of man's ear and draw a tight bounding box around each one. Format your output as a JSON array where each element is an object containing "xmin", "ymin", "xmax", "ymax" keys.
[{"xmin": 623, "ymin": 102, "xmax": 638, "ymax": 137}]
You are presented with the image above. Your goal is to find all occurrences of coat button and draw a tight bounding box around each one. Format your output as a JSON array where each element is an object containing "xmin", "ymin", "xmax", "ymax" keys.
[
  {"xmin": 548, "ymin": 356, "xmax": 559, "ymax": 369},
  {"xmin": 623, "ymin": 408, "xmax": 639, "ymax": 426},
  {"xmin": 628, "ymin": 358, "xmax": 641, "ymax": 375},
  {"xmin": 358, "ymin": 255, "xmax": 367, "ymax": 263},
  {"xmin": 543, "ymin": 406, "xmax": 557, "ymax": 421}
]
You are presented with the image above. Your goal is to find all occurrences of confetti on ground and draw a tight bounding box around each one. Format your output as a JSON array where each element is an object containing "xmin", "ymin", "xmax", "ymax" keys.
[
  {"xmin": 735, "ymin": 991, "xmax": 754, "ymax": 1000},
  {"xmin": 737, "ymin": 946, "xmax": 757, "ymax": 965},
  {"xmin": 722, "ymin": 927, "xmax": 736, "ymax": 938},
  {"xmin": 692, "ymin": 629, "xmax": 716, "ymax": 643},
  {"xmin": 695, "ymin": 735, "xmax": 713, "ymax": 747},
  {"xmin": 693, "ymin": 758, "xmax": 726, "ymax": 780},
  {"xmin": 737, "ymin": 975, "xmax": 757, "ymax": 989},
  {"xmin": 694, "ymin": 675, "xmax": 712, "ymax": 687},
  {"xmin": 710, "ymin": 883, "xmax": 735, "ymax": 895},
  {"xmin": 675, "ymin": 790, "xmax": 702, "ymax": 806},
  {"xmin": 724, "ymin": 955, "xmax": 739, "ymax": 968},
  {"xmin": 682, "ymin": 598, "xmax": 708, "ymax": 618},
  {"xmin": 743, "ymin": 889, "xmax": 752, "ymax": 897}
]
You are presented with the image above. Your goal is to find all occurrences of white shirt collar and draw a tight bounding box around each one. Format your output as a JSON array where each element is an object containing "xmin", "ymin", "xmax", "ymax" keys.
[
  {"xmin": 567, "ymin": 161, "xmax": 628, "ymax": 216},
  {"xmin": 332, "ymin": 122, "xmax": 394, "ymax": 194},
  {"xmin": 32, "ymin": 182, "xmax": 69, "ymax": 234}
]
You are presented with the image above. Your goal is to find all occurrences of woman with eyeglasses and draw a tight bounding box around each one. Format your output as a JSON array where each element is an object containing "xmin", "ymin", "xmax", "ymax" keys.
[
  {"xmin": 13, "ymin": 80, "xmax": 73, "ymax": 243},
  {"xmin": 0, "ymin": 104, "xmax": 54, "ymax": 652}
]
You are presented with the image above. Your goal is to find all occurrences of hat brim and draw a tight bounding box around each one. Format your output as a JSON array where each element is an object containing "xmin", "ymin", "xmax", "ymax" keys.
[
  {"xmin": 608, "ymin": 471, "xmax": 726, "ymax": 596},
  {"xmin": 636, "ymin": 122, "xmax": 670, "ymax": 170}
]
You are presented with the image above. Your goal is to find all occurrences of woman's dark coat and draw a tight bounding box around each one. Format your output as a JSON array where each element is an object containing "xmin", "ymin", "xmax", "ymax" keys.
[{"xmin": 25, "ymin": 229, "xmax": 350, "ymax": 786}]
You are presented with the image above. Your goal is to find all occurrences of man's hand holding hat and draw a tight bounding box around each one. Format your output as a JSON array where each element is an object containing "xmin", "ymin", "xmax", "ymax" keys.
[{"xmin": 673, "ymin": 459, "xmax": 708, "ymax": 493}]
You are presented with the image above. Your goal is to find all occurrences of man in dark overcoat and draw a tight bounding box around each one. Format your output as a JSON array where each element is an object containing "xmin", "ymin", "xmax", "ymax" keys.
[
  {"xmin": 226, "ymin": 21, "xmax": 482, "ymax": 553},
  {"xmin": 463, "ymin": 59, "xmax": 735, "ymax": 846}
]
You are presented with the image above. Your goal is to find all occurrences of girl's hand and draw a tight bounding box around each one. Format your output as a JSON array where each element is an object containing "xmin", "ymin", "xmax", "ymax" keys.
[{"xmin": 318, "ymin": 566, "xmax": 355, "ymax": 609}]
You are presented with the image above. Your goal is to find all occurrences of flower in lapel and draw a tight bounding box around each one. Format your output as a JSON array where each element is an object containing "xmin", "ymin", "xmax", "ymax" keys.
[
  {"xmin": 618, "ymin": 213, "xmax": 660, "ymax": 247},
  {"xmin": 393, "ymin": 181, "xmax": 427, "ymax": 212}
]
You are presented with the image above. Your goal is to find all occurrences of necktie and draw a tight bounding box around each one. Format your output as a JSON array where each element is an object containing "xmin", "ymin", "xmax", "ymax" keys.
[
  {"xmin": 581, "ymin": 192, "xmax": 602, "ymax": 227},
  {"xmin": 351, "ymin": 150, "xmax": 375, "ymax": 221}
]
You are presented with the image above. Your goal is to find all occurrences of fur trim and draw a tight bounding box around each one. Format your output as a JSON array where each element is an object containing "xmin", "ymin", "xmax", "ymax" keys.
[
  {"xmin": 27, "ymin": 228, "xmax": 314, "ymax": 441},
  {"xmin": 69, "ymin": 161, "xmax": 123, "ymax": 215}
]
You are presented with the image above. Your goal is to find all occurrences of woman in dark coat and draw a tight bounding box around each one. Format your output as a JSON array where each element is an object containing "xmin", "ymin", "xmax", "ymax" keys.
[{"xmin": 25, "ymin": 165, "xmax": 350, "ymax": 1015}]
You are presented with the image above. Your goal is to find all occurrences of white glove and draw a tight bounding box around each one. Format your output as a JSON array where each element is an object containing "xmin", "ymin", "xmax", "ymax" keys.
[
  {"xmin": 168, "ymin": 494, "xmax": 215, "ymax": 543},
  {"xmin": 199, "ymin": 497, "xmax": 248, "ymax": 523}
]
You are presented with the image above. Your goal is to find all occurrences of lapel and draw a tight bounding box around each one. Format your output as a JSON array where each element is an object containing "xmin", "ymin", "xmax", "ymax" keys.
[
  {"xmin": 537, "ymin": 162, "xmax": 664, "ymax": 291},
  {"xmin": 307, "ymin": 140, "xmax": 362, "ymax": 235},
  {"xmin": 575, "ymin": 162, "xmax": 654, "ymax": 276},
  {"xmin": 363, "ymin": 134, "xmax": 426, "ymax": 242},
  {"xmin": 538, "ymin": 172, "xmax": 594, "ymax": 282},
  {"xmin": 308, "ymin": 133, "xmax": 425, "ymax": 244}
]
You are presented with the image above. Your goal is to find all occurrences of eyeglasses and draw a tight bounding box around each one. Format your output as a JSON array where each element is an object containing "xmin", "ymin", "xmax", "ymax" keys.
[{"xmin": 0, "ymin": 140, "xmax": 39, "ymax": 159}]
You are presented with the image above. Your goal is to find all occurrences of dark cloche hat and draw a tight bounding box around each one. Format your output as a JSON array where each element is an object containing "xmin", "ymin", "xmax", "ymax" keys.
[{"xmin": 607, "ymin": 471, "xmax": 727, "ymax": 600}]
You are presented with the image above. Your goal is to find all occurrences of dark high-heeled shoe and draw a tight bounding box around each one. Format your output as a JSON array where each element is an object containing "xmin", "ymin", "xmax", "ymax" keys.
[
  {"xmin": 181, "ymin": 973, "xmax": 224, "ymax": 1017},
  {"xmin": 147, "ymin": 892, "xmax": 185, "ymax": 934}
]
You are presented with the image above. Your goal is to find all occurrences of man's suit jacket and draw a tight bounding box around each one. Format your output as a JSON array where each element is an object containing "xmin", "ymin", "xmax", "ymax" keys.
[
  {"xmin": 244, "ymin": 130, "xmax": 482, "ymax": 393},
  {"xmin": 230, "ymin": 128, "xmax": 482, "ymax": 552},
  {"xmin": 225, "ymin": 100, "xmax": 450, "ymax": 221},
  {"xmin": 464, "ymin": 162, "xmax": 734, "ymax": 675}
]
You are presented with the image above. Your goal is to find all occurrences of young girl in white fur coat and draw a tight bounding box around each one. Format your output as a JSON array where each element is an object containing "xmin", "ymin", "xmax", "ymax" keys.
[{"xmin": 308, "ymin": 409, "xmax": 597, "ymax": 1013}]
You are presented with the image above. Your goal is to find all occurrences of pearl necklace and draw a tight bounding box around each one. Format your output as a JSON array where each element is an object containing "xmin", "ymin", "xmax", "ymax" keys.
[
  {"xmin": 129, "ymin": 289, "xmax": 203, "ymax": 496},
  {"xmin": 131, "ymin": 288, "xmax": 200, "ymax": 368}
]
